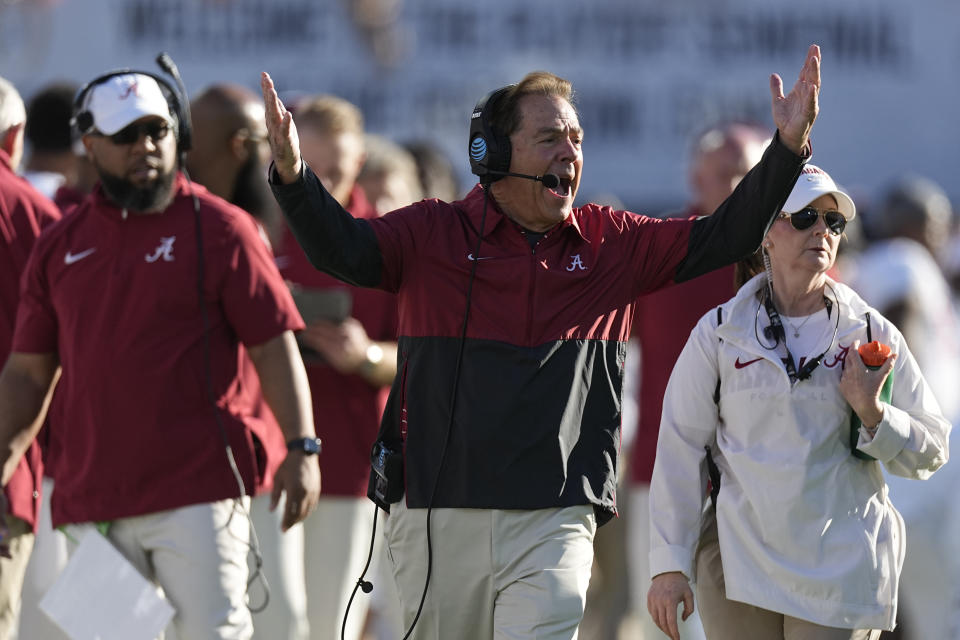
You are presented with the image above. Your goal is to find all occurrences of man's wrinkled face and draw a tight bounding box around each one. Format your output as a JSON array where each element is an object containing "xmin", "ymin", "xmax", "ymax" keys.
[{"xmin": 491, "ymin": 94, "xmax": 582, "ymax": 232}]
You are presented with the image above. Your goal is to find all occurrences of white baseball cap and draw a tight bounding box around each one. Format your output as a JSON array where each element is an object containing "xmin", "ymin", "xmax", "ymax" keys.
[
  {"xmin": 83, "ymin": 73, "xmax": 173, "ymax": 136},
  {"xmin": 782, "ymin": 164, "xmax": 856, "ymax": 221}
]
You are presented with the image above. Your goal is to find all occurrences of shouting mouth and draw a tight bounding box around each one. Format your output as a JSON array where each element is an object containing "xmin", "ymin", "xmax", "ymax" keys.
[{"xmin": 547, "ymin": 176, "xmax": 573, "ymax": 198}]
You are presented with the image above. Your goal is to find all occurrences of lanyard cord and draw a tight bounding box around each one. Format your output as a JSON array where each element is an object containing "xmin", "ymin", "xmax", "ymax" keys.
[{"xmin": 756, "ymin": 284, "xmax": 840, "ymax": 382}]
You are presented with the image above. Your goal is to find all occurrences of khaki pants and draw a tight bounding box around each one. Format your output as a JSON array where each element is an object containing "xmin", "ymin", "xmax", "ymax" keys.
[
  {"xmin": 695, "ymin": 511, "xmax": 881, "ymax": 640},
  {"xmin": 249, "ymin": 493, "xmax": 308, "ymax": 640},
  {"xmin": 302, "ymin": 496, "xmax": 377, "ymax": 640},
  {"xmin": 18, "ymin": 477, "xmax": 69, "ymax": 640},
  {"xmin": 66, "ymin": 498, "xmax": 253, "ymax": 640},
  {"xmin": 0, "ymin": 514, "xmax": 34, "ymax": 639},
  {"xmin": 383, "ymin": 500, "xmax": 596, "ymax": 640}
]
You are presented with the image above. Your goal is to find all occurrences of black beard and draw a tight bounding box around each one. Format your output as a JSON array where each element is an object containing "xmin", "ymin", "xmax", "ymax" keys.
[
  {"xmin": 230, "ymin": 153, "xmax": 275, "ymax": 221},
  {"xmin": 97, "ymin": 166, "xmax": 176, "ymax": 213}
]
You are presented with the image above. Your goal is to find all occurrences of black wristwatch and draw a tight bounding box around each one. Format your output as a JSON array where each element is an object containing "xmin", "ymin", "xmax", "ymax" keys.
[{"xmin": 287, "ymin": 437, "xmax": 322, "ymax": 455}]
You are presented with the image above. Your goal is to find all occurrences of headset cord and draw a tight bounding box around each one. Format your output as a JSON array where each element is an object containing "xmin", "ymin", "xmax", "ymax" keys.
[
  {"xmin": 397, "ymin": 187, "xmax": 491, "ymax": 639},
  {"xmin": 187, "ymin": 169, "xmax": 270, "ymax": 613},
  {"xmin": 341, "ymin": 503, "xmax": 379, "ymax": 640}
]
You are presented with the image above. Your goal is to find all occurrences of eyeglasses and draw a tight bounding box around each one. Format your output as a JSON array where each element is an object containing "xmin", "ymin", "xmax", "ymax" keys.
[
  {"xmin": 97, "ymin": 121, "xmax": 171, "ymax": 145},
  {"xmin": 779, "ymin": 207, "xmax": 847, "ymax": 236}
]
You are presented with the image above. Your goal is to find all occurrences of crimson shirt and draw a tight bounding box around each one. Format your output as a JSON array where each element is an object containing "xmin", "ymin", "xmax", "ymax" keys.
[
  {"xmin": 0, "ymin": 150, "xmax": 62, "ymax": 530},
  {"xmin": 276, "ymin": 186, "xmax": 397, "ymax": 496},
  {"xmin": 13, "ymin": 175, "xmax": 303, "ymax": 526}
]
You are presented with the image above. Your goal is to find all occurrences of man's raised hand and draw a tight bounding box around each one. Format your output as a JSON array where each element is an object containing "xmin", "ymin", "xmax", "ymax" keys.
[
  {"xmin": 770, "ymin": 44, "xmax": 821, "ymax": 156},
  {"xmin": 261, "ymin": 72, "xmax": 302, "ymax": 184}
]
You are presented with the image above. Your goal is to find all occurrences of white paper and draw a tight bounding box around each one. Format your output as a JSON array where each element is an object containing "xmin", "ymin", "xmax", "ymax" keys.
[{"xmin": 39, "ymin": 529, "xmax": 175, "ymax": 640}]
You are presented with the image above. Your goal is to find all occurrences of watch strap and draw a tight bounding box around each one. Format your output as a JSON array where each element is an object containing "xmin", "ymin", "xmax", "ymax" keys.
[{"xmin": 286, "ymin": 437, "xmax": 322, "ymax": 455}]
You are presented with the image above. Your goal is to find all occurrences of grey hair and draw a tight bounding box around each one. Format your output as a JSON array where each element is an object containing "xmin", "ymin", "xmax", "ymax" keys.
[{"xmin": 0, "ymin": 76, "xmax": 26, "ymax": 137}]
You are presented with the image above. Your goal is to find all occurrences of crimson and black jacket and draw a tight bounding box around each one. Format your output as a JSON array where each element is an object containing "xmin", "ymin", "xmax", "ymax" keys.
[{"xmin": 271, "ymin": 133, "xmax": 805, "ymax": 524}]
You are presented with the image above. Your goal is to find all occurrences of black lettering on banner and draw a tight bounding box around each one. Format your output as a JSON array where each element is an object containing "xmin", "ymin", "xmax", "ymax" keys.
[
  {"xmin": 122, "ymin": 0, "xmax": 320, "ymax": 50},
  {"xmin": 578, "ymin": 93, "xmax": 642, "ymax": 142},
  {"xmin": 700, "ymin": 10, "xmax": 906, "ymax": 66},
  {"xmin": 411, "ymin": 4, "xmax": 668, "ymax": 59}
]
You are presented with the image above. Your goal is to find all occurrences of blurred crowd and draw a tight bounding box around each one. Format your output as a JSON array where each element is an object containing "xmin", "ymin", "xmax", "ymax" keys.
[{"xmin": 0, "ymin": 66, "xmax": 957, "ymax": 640}]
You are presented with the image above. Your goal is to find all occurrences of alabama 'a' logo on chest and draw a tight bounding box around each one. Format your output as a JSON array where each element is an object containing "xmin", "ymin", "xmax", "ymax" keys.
[
  {"xmin": 145, "ymin": 236, "xmax": 176, "ymax": 263},
  {"xmin": 565, "ymin": 254, "xmax": 587, "ymax": 271}
]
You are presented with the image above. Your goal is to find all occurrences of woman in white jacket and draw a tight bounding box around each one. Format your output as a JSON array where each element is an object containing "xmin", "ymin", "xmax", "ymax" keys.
[{"xmin": 646, "ymin": 165, "xmax": 950, "ymax": 640}]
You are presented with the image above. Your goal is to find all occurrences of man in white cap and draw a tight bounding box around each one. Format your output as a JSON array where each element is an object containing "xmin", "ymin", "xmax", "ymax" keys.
[{"xmin": 0, "ymin": 71, "xmax": 321, "ymax": 639}]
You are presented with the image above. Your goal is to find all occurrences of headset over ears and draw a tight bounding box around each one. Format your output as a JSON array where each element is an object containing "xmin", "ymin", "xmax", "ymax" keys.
[
  {"xmin": 468, "ymin": 85, "xmax": 514, "ymax": 183},
  {"xmin": 71, "ymin": 54, "xmax": 193, "ymax": 154}
]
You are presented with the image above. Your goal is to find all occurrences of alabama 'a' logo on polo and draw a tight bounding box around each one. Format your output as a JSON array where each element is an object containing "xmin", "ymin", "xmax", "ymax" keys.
[
  {"xmin": 566, "ymin": 254, "xmax": 587, "ymax": 271},
  {"xmin": 145, "ymin": 236, "xmax": 176, "ymax": 263}
]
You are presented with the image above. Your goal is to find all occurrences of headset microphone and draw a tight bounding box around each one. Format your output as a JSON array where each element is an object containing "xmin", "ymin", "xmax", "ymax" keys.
[
  {"xmin": 154, "ymin": 52, "xmax": 193, "ymax": 154},
  {"xmin": 485, "ymin": 169, "xmax": 561, "ymax": 189}
]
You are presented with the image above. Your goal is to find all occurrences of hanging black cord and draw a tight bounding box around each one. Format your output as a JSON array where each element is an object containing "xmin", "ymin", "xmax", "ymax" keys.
[
  {"xmin": 341, "ymin": 188, "xmax": 491, "ymax": 638},
  {"xmin": 187, "ymin": 168, "xmax": 269, "ymax": 613},
  {"xmin": 341, "ymin": 503, "xmax": 379, "ymax": 639},
  {"xmin": 398, "ymin": 186, "xmax": 491, "ymax": 639},
  {"xmin": 754, "ymin": 282, "xmax": 841, "ymax": 383}
]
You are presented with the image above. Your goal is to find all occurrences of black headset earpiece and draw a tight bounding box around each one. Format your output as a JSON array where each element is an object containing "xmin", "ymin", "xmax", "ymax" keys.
[
  {"xmin": 71, "ymin": 56, "xmax": 192, "ymax": 155},
  {"xmin": 468, "ymin": 85, "xmax": 514, "ymax": 183}
]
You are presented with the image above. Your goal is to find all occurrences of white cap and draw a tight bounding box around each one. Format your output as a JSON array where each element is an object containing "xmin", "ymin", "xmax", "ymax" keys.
[
  {"xmin": 84, "ymin": 73, "xmax": 173, "ymax": 135},
  {"xmin": 782, "ymin": 164, "xmax": 856, "ymax": 221}
]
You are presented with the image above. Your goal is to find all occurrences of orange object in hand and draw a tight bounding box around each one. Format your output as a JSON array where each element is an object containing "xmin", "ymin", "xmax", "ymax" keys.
[{"xmin": 858, "ymin": 341, "xmax": 892, "ymax": 370}]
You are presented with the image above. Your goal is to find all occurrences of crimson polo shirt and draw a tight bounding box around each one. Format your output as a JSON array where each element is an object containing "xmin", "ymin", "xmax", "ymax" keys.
[
  {"xmin": 0, "ymin": 150, "xmax": 62, "ymax": 531},
  {"xmin": 13, "ymin": 174, "xmax": 304, "ymax": 527},
  {"xmin": 368, "ymin": 188, "xmax": 693, "ymax": 523},
  {"xmin": 628, "ymin": 209, "xmax": 738, "ymax": 485},
  {"xmin": 277, "ymin": 186, "xmax": 397, "ymax": 497}
]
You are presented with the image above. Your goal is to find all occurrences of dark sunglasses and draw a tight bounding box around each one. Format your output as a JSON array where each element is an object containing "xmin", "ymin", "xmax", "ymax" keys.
[
  {"xmin": 779, "ymin": 207, "xmax": 847, "ymax": 236},
  {"xmin": 98, "ymin": 121, "xmax": 171, "ymax": 145}
]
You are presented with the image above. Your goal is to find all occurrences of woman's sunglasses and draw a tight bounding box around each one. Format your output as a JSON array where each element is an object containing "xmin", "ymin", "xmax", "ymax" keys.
[{"xmin": 779, "ymin": 207, "xmax": 846, "ymax": 236}]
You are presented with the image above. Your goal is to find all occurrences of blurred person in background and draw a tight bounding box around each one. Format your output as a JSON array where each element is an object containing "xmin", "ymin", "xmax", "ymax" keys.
[
  {"xmin": 0, "ymin": 70, "xmax": 320, "ymax": 639},
  {"xmin": 21, "ymin": 82, "xmax": 78, "ymax": 200},
  {"xmin": 625, "ymin": 121, "xmax": 770, "ymax": 640},
  {"xmin": 848, "ymin": 176, "xmax": 960, "ymax": 640},
  {"xmin": 189, "ymin": 83, "xmax": 310, "ymax": 640},
  {"xmin": 401, "ymin": 139, "xmax": 461, "ymax": 202},
  {"xmin": 355, "ymin": 131, "xmax": 425, "ymax": 640},
  {"xmin": 189, "ymin": 84, "xmax": 284, "ymax": 249},
  {"xmin": 275, "ymin": 94, "xmax": 399, "ymax": 640},
  {"xmin": 648, "ymin": 165, "xmax": 950, "ymax": 640},
  {"xmin": 263, "ymin": 43, "xmax": 820, "ymax": 639},
  {"xmin": 21, "ymin": 81, "xmax": 97, "ymax": 214},
  {"xmin": 0, "ymin": 74, "xmax": 62, "ymax": 640},
  {"xmin": 357, "ymin": 134, "xmax": 422, "ymax": 214}
]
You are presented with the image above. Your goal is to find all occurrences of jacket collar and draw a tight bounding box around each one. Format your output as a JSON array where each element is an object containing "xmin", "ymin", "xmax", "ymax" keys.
[
  {"xmin": 458, "ymin": 183, "xmax": 589, "ymax": 242},
  {"xmin": 718, "ymin": 273, "xmax": 870, "ymax": 353}
]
